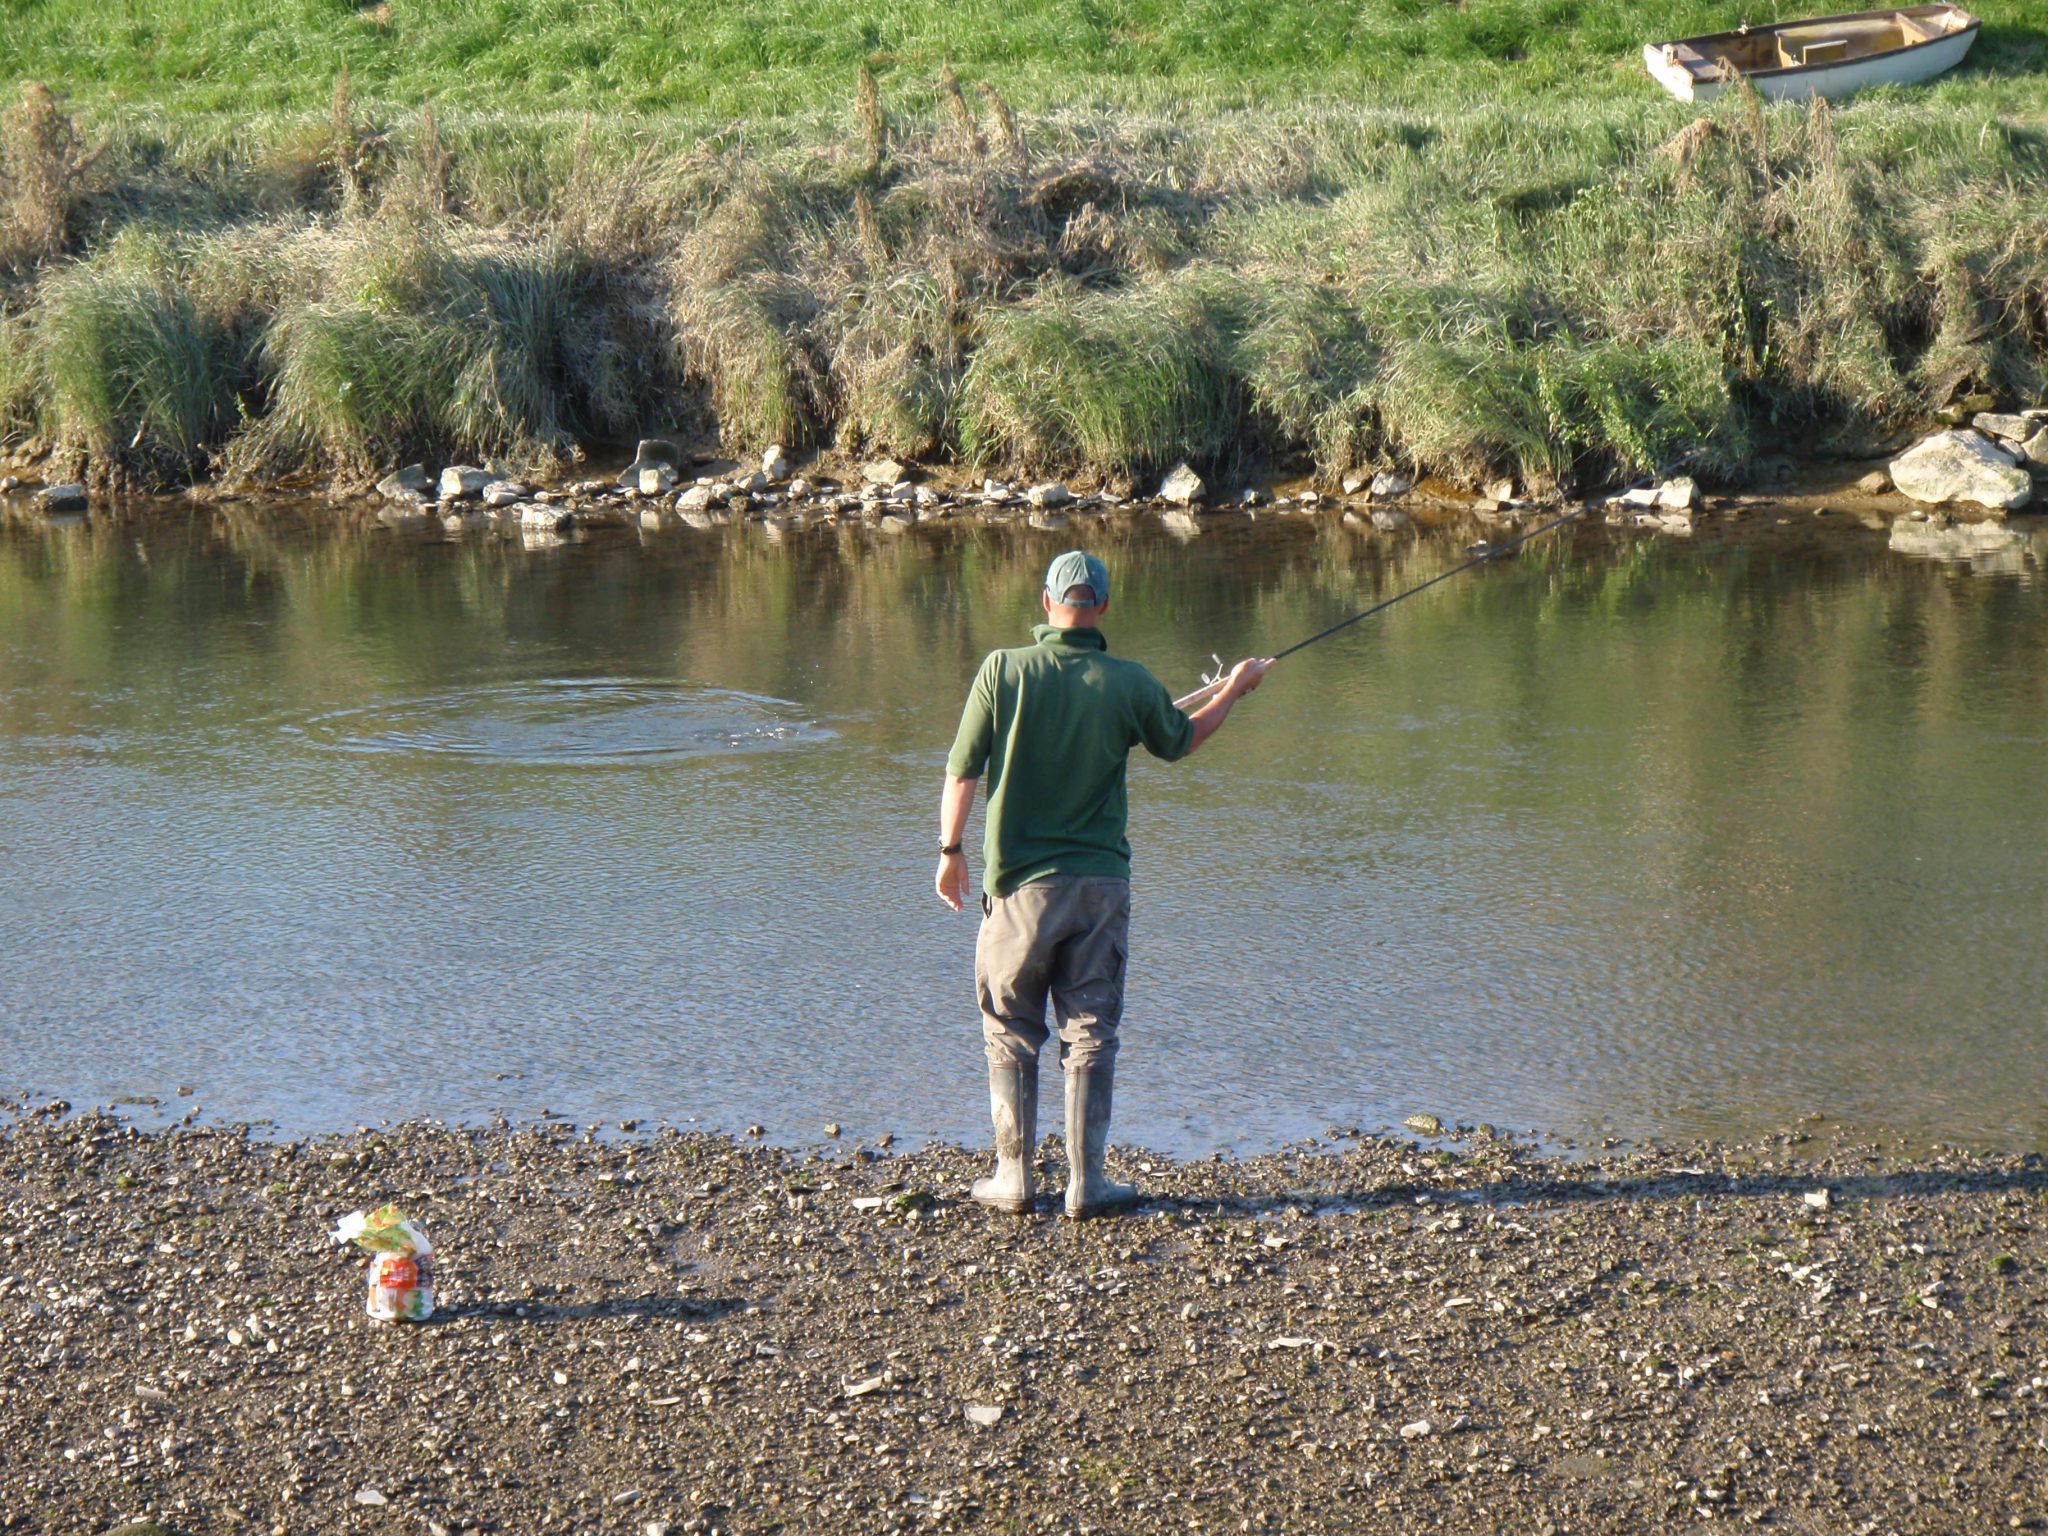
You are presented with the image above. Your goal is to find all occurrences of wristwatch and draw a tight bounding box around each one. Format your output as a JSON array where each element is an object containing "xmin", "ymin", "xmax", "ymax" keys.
[{"xmin": 938, "ymin": 841, "xmax": 963, "ymax": 856}]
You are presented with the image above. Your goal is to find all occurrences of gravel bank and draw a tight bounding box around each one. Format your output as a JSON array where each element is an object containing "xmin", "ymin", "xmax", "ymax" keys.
[{"xmin": 3, "ymin": 1105, "xmax": 2044, "ymax": 1534}]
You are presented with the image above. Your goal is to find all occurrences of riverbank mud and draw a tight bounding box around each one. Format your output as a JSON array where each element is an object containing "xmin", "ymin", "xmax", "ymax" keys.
[{"xmin": 3, "ymin": 1109, "xmax": 2043, "ymax": 1533}]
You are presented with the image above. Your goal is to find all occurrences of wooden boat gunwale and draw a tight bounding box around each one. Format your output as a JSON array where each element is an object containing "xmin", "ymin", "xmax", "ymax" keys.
[{"xmin": 1647, "ymin": 4, "xmax": 1980, "ymax": 86}]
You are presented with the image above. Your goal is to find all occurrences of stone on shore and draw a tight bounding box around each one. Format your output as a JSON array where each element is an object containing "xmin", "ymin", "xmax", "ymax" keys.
[
  {"xmin": 1971, "ymin": 412, "xmax": 2033, "ymax": 443},
  {"xmin": 1340, "ymin": 471, "xmax": 1369, "ymax": 496},
  {"xmin": 1158, "ymin": 462, "xmax": 1204, "ymax": 506},
  {"xmin": 676, "ymin": 485, "xmax": 714, "ymax": 513},
  {"xmin": 438, "ymin": 466, "xmax": 489, "ymax": 500},
  {"xmin": 862, "ymin": 459, "xmax": 909, "ymax": 488},
  {"xmin": 1655, "ymin": 476, "xmax": 1700, "ymax": 511},
  {"xmin": 34, "ymin": 482, "xmax": 87, "ymax": 512},
  {"xmin": 521, "ymin": 503, "xmax": 575, "ymax": 531},
  {"xmin": 1026, "ymin": 482, "xmax": 1071, "ymax": 509},
  {"xmin": 1369, "ymin": 470, "xmax": 1412, "ymax": 500},
  {"xmin": 1889, "ymin": 430, "xmax": 2032, "ymax": 511},
  {"xmin": 617, "ymin": 438, "xmax": 678, "ymax": 488},
  {"xmin": 481, "ymin": 480, "xmax": 531, "ymax": 507},
  {"xmin": 1855, "ymin": 469, "xmax": 1891, "ymax": 495},
  {"xmin": 2019, "ymin": 428, "xmax": 2048, "ymax": 468},
  {"xmin": 638, "ymin": 465, "xmax": 676, "ymax": 496},
  {"xmin": 377, "ymin": 464, "xmax": 431, "ymax": 501},
  {"xmin": 762, "ymin": 444, "xmax": 791, "ymax": 480}
]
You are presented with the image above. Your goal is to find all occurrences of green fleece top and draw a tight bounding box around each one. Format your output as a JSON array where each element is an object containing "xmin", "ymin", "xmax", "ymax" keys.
[{"xmin": 946, "ymin": 624, "xmax": 1196, "ymax": 896}]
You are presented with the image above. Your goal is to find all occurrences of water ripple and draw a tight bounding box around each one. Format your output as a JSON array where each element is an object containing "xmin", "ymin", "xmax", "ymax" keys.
[{"xmin": 285, "ymin": 678, "xmax": 832, "ymax": 767}]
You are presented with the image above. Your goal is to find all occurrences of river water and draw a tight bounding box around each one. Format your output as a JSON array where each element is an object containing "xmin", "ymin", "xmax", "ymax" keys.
[{"xmin": 3, "ymin": 502, "xmax": 2046, "ymax": 1155}]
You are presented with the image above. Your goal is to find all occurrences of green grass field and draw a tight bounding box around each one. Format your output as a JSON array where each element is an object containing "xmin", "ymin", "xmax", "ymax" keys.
[{"xmin": 1, "ymin": 1, "xmax": 2044, "ymax": 491}]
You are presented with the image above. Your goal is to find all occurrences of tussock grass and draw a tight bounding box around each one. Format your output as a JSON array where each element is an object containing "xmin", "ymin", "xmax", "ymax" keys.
[
  {"xmin": 0, "ymin": 1, "xmax": 2044, "ymax": 489},
  {"xmin": 31, "ymin": 233, "xmax": 233, "ymax": 483}
]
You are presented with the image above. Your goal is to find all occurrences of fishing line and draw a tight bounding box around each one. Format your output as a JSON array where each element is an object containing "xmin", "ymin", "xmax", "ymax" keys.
[{"xmin": 1172, "ymin": 456, "xmax": 1696, "ymax": 711}]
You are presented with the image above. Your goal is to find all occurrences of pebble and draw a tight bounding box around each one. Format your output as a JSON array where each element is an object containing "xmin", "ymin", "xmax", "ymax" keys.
[
  {"xmin": 1399, "ymin": 1419, "xmax": 1432, "ymax": 1439},
  {"xmin": 964, "ymin": 1403, "xmax": 1004, "ymax": 1427},
  {"xmin": 354, "ymin": 1488, "xmax": 388, "ymax": 1506}
]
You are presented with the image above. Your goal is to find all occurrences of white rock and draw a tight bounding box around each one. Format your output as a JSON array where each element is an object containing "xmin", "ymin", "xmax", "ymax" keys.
[
  {"xmin": 481, "ymin": 480, "xmax": 531, "ymax": 507},
  {"xmin": 1369, "ymin": 470, "xmax": 1412, "ymax": 500},
  {"xmin": 1890, "ymin": 430, "xmax": 2033, "ymax": 511},
  {"xmin": 1972, "ymin": 412, "xmax": 2033, "ymax": 443},
  {"xmin": 1158, "ymin": 462, "xmax": 1205, "ymax": 506},
  {"xmin": 738, "ymin": 471, "xmax": 769, "ymax": 493},
  {"xmin": 377, "ymin": 464, "xmax": 431, "ymax": 500},
  {"xmin": 1619, "ymin": 485, "xmax": 1661, "ymax": 508},
  {"xmin": 355, "ymin": 1488, "xmax": 389, "ymax": 1507},
  {"xmin": 787, "ymin": 477, "xmax": 812, "ymax": 499},
  {"xmin": 676, "ymin": 485, "xmax": 714, "ymax": 513},
  {"xmin": 862, "ymin": 458, "xmax": 909, "ymax": 487},
  {"xmin": 2018, "ymin": 428, "xmax": 2048, "ymax": 468},
  {"xmin": 438, "ymin": 465, "xmax": 489, "ymax": 499},
  {"xmin": 762, "ymin": 444, "xmax": 790, "ymax": 480},
  {"xmin": 1399, "ymin": 1420, "xmax": 1432, "ymax": 1440},
  {"xmin": 1340, "ymin": 471, "xmax": 1369, "ymax": 495},
  {"xmin": 639, "ymin": 465, "xmax": 676, "ymax": 496},
  {"xmin": 1803, "ymin": 1189, "xmax": 1831, "ymax": 1211},
  {"xmin": 617, "ymin": 438, "xmax": 677, "ymax": 487},
  {"xmin": 964, "ymin": 1403, "xmax": 1005, "ymax": 1427},
  {"xmin": 35, "ymin": 482, "xmax": 88, "ymax": 512},
  {"xmin": 1655, "ymin": 476, "xmax": 1700, "ymax": 510},
  {"xmin": 1026, "ymin": 482, "xmax": 1072, "ymax": 509},
  {"xmin": 1484, "ymin": 477, "xmax": 1516, "ymax": 503}
]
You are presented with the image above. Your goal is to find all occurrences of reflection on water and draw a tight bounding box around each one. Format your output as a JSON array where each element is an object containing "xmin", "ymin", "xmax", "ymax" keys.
[{"xmin": 3, "ymin": 501, "xmax": 2047, "ymax": 1155}]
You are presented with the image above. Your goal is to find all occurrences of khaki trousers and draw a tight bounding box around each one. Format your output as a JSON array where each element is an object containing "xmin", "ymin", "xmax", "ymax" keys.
[{"xmin": 976, "ymin": 875, "xmax": 1131, "ymax": 1074}]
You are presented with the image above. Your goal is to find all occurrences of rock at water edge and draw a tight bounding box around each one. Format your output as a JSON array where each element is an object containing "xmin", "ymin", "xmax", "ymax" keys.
[
  {"xmin": 862, "ymin": 458, "xmax": 909, "ymax": 488},
  {"xmin": 481, "ymin": 480, "xmax": 531, "ymax": 507},
  {"xmin": 1369, "ymin": 470, "xmax": 1412, "ymax": 500},
  {"xmin": 35, "ymin": 482, "xmax": 88, "ymax": 512},
  {"xmin": 638, "ymin": 465, "xmax": 676, "ymax": 496},
  {"xmin": 439, "ymin": 465, "xmax": 489, "ymax": 500},
  {"xmin": 1889, "ymin": 430, "xmax": 2033, "ymax": 512},
  {"xmin": 1026, "ymin": 482, "xmax": 1071, "ymax": 509},
  {"xmin": 1972, "ymin": 412, "xmax": 2033, "ymax": 443},
  {"xmin": 616, "ymin": 438, "xmax": 677, "ymax": 485},
  {"xmin": 2018, "ymin": 428, "xmax": 2048, "ymax": 469},
  {"xmin": 1855, "ymin": 469, "xmax": 1891, "ymax": 495},
  {"xmin": 761, "ymin": 444, "xmax": 791, "ymax": 480},
  {"xmin": 1654, "ymin": 476, "xmax": 1700, "ymax": 511},
  {"xmin": 1158, "ymin": 462, "xmax": 1204, "ymax": 507},
  {"xmin": 377, "ymin": 463, "xmax": 431, "ymax": 500}
]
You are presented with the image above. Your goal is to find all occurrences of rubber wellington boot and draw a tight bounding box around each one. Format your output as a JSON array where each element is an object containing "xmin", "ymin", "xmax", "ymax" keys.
[
  {"xmin": 1064, "ymin": 1064, "xmax": 1138, "ymax": 1219},
  {"xmin": 970, "ymin": 1061, "xmax": 1038, "ymax": 1214}
]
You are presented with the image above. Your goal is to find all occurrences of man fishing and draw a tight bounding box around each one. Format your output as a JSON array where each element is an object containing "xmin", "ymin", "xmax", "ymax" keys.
[{"xmin": 936, "ymin": 550, "xmax": 1271, "ymax": 1217}]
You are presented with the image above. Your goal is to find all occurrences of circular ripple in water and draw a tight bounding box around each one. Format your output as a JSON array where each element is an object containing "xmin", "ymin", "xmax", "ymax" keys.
[{"xmin": 289, "ymin": 678, "xmax": 831, "ymax": 766}]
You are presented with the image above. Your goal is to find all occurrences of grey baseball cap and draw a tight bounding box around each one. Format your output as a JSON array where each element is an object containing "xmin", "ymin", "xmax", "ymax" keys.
[{"xmin": 1044, "ymin": 549, "xmax": 1110, "ymax": 606}]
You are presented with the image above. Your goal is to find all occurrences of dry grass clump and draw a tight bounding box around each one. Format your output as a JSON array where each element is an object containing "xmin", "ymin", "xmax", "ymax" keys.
[
  {"xmin": 0, "ymin": 84, "xmax": 96, "ymax": 274},
  {"xmin": 31, "ymin": 233, "xmax": 234, "ymax": 484},
  {"xmin": 226, "ymin": 215, "xmax": 671, "ymax": 483}
]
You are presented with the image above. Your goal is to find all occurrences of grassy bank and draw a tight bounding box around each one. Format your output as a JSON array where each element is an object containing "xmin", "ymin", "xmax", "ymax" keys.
[{"xmin": 0, "ymin": 3, "xmax": 2044, "ymax": 492}]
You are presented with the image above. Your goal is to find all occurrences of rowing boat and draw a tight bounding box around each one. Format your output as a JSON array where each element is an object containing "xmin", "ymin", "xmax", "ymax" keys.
[{"xmin": 1643, "ymin": 5, "xmax": 1980, "ymax": 102}]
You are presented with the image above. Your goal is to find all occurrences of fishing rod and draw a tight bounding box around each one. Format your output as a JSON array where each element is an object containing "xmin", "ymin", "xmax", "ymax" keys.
[{"xmin": 1170, "ymin": 456, "xmax": 1696, "ymax": 711}]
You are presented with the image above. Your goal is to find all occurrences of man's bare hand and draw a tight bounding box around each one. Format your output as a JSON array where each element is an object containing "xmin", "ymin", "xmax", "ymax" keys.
[
  {"xmin": 1226, "ymin": 657, "xmax": 1274, "ymax": 697},
  {"xmin": 936, "ymin": 851, "xmax": 971, "ymax": 912}
]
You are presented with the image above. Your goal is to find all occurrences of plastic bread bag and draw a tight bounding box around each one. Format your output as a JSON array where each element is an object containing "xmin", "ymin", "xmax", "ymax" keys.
[{"xmin": 332, "ymin": 1203, "xmax": 436, "ymax": 1322}]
